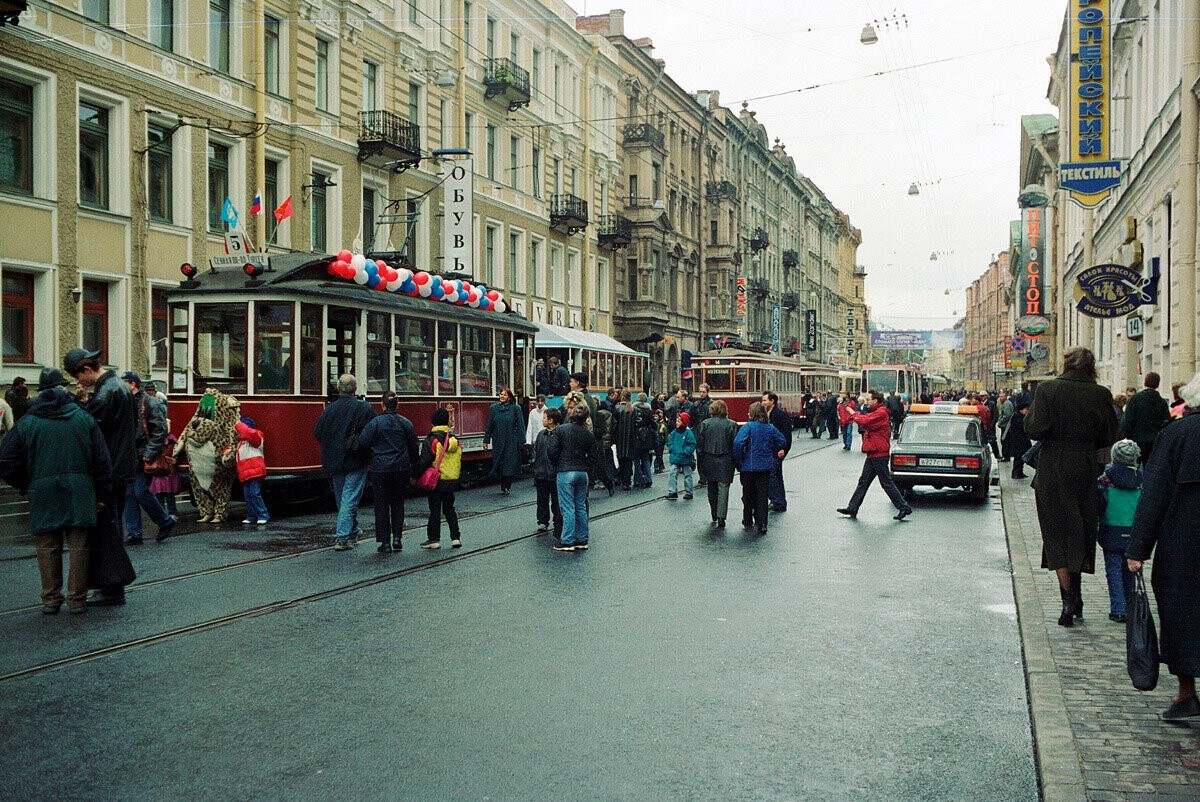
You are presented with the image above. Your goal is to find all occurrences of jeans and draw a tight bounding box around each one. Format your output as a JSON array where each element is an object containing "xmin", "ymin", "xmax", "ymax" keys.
[
  {"xmin": 707, "ymin": 480, "xmax": 730, "ymax": 521},
  {"xmin": 668, "ymin": 464, "xmax": 694, "ymax": 496},
  {"xmin": 535, "ymin": 478, "xmax": 563, "ymax": 536},
  {"xmin": 125, "ymin": 471, "xmax": 173, "ymax": 539},
  {"xmin": 740, "ymin": 471, "xmax": 770, "ymax": 529},
  {"xmin": 634, "ymin": 456, "xmax": 653, "ymax": 488},
  {"xmin": 841, "ymin": 423, "xmax": 854, "ymax": 449},
  {"xmin": 557, "ymin": 471, "xmax": 590, "ymax": 545},
  {"xmin": 330, "ymin": 469, "xmax": 368, "ymax": 540},
  {"xmin": 426, "ymin": 488, "xmax": 459, "ymax": 540},
  {"xmin": 371, "ymin": 471, "xmax": 408, "ymax": 542},
  {"xmin": 846, "ymin": 456, "xmax": 908, "ymax": 513},
  {"xmin": 1102, "ymin": 548, "xmax": 1135, "ymax": 615},
  {"xmin": 242, "ymin": 478, "xmax": 269, "ymax": 522},
  {"xmin": 768, "ymin": 457, "xmax": 786, "ymax": 510}
]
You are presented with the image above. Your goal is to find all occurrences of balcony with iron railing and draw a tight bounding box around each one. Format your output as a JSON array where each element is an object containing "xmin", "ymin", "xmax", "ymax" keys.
[
  {"xmin": 358, "ymin": 110, "xmax": 421, "ymax": 171},
  {"xmin": 748, "ymin": 277, "xmax": 770, "ymax": 295},
  {"xmin": 782, "ymin": 249, "xmax": 800, "ymax": 267},
  {"xmin": 483, "ymin": 58, "xmax": 531, "ymax": 110},
  {"xmin": 781, "ymin": 291, "xmax": 801, "ymax": 309},
  {"xmin": 706, "ymin": 180, "xmax": 738, "ymax": 202},
  {"xmin": 550, "ymin": 193, "xmax": 589, "ymax": 235},
  {"xmin": 597, "ymin": 214, "xmax": 632, "ymax": 249},
  {"xmin": 622, "ymin": 123, "xmax": 665, "ymax": 150},
  {"xmin": 749, "ymin": 227, "xmax": 770, "ymax": 252}
]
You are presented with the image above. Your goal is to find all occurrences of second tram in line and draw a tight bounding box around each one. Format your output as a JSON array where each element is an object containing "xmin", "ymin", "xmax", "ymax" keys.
[{"xmin": 690, "ymin": 349, "xmax": 841, "ymax": 424}]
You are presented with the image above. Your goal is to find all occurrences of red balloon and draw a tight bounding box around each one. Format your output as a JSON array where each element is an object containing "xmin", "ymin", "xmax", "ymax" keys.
[
  {"xmin": 375, "ymin": 259, "xmax": 387, "ymax": 269},
  {"xmin": 486, "ymin": 289, "xmax": 500, "ymax": 301},
  {"xmin": 326, "ymin": 261, "xmax": 338, "ymax": 275},
  {"xmin": 337, "ymin": 249, "xmax": 353, "ymax": 264},
  {"xmin": 413, "ymin": 271, "xmax": 431, "ymax": 286},
  {"xmin": 339, "ymin": 264, "xmax": 356, "ymax": 280}
]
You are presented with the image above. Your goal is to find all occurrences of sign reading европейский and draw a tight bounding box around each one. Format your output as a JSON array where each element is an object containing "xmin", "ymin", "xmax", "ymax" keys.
[{"xmin": 1059, "ymin": 0, "xmax": 1122, "ymax": 208}]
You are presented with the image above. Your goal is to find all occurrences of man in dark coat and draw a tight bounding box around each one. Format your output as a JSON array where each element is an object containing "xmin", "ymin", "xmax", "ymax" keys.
[
  {"xmin": 121, "ymin": 371, "xmax": 177, "ymax": 545},
  {"xmin": 533, "ymin": 359, "xmax": 551, "ymax": 397},
  {"xmin": 823, "ymin": 392, "xmax": 840, "ymax": 439},
  {"xmin": 690, "ymin": 384, "xmax": 713, "ymax": 485},
  {"xmin": 884, "ymin": 392, "xmax": 906, "ymax": 437},
  {"xmin": 355, "ymin": 390, "xmax": 420, "ymax": 552},
  {"xmin": 1024, "ymin": 347, "xmax": 1120, "ymax": 627},
  {"xmin": 65, "ymin": 347, "xmax": 138, "ymax": 605},
  {"xmin": 611, "ymin": 392, "xmax": 650, "ymax": 490},
  {"xmin": 5, "ymin": 376, "xmax": 30, "ymax": 422},
  {"xmin": 484, "ymin": 388, "xmax": 525, "ymax": 494},
  {"xmin": 548, "ymin": 356, "xmax": 570, "ymax": 397},
  {"xmin": 0, "ymin": 368, "xmax": 113, "ymax": 614},
  {"xmin": 762, "ymin": 391, "xmax": 793, "ymax": 511},
  {"xmin": 1121, "ymin": 371, "xmax": 1170, "ymax": 465},
  {"xmin": 313, "ymin": 374, "xmax": 377, "ymax": 550},
  {"xmin": 1126, "ymin": 377, "xmax": 1200, "ymax": 723}
]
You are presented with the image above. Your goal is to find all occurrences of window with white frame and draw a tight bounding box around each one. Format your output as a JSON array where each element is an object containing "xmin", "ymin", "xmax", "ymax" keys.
[
  {"xmin": 362, "ymin": 60, "xmax": 378, "ymax": 112},
  {"xmin": 264, "ymin": 15, "xmax": 282, "ymax": 95},
  {"xmin": 567, "ymin": 250, "xmax": 580, "ymax": 305},
  {"xmin": 509, "ymin": 133, "xmax": 519, "ymax": 190},
  {"xmin": 310, "ymin": 168, "xmax": 332, "ymax": 252},
  {"xmin": 598, "ymin": 257, "xmax": 610, "ymax": 311},
  {"xmin": 0, "ymin": 76, "xmax": 34, "ymax": 196},
  {"xmin": 551, "ymin": 244, "xmax": 564, "ymax": 302},
  {"xmin": 315, "ymin": 37, "xmax": 333, "ymax": 113},
  {"xmin": 408, "ymin": 82, "xmax": 422, "ymax": 127},
  {"xmin": 149, "ymin": 0, "xmax": 174, "ymax": 51},
  {"xmin": 530, "ymin": 237, "xmax": 543, "ymax": 297},
  {"xmin": 486, "ymin": 124, "xmax": 496, "ymax": 180},
  {"xmin": 509, "ymin": 230, "xmax": 524, "ymax": 293},
  {"xmin": 146, "ymin": 123, "xmax": 174, "ymax": 223},
  {"xmin": 2, "ymin": 271, "xmax": 35, "ymax": 364},
  {"xmin": 484, "ymin": 224, "xmax": 498, "ymax": 286},
  {"xmin": 209, "ymin": 0, "xmax": 231, "ymax": 73},
  {"xmin": 207, "ymin": 139, "xmax": 231, "ymax": 232},
  {"xmin": 78, "ymin": 101, "xmax": 110, "ymax": 210}
]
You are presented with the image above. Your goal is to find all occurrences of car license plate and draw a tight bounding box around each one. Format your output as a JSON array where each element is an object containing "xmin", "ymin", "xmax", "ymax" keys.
[{"xmin": 921, "ymin": 458, "xmax": 953, "ymax": 468}]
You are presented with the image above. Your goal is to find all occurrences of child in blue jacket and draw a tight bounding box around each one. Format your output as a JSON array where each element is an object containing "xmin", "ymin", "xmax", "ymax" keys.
[
  {"xmin": 1096, "ymin": 439, "xmax": 1143, "ymax": 622},
  {"xmin": 667, "ymin": 411, "xmax": 697, "ymax": 499}
]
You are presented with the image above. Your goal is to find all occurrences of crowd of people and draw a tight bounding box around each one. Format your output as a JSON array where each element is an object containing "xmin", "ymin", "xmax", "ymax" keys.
[{"xmin": 2, "ymin": 345, "xmax": 1197, "ymax": 728}]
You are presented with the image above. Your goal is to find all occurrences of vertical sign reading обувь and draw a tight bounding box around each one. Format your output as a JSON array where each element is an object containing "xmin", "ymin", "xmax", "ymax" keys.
[
  {"xmin": 1059, "ymin": 0, "xmax": 1121, "ymax": 208},
  {"xmin": 442, "ymin": 158, "xmax": 474, "ymax": 276}
]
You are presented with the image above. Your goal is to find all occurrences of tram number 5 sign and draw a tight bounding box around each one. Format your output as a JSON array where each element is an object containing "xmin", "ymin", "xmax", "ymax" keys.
[{"xmin": 442, "ymin": 158, "xmax": 475, "ymax": 278}]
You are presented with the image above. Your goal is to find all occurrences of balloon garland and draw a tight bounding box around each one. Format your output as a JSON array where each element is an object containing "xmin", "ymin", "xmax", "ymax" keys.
[{"xmin": 325, "ymin": 249, "xmax": 508, "ymax": 314}]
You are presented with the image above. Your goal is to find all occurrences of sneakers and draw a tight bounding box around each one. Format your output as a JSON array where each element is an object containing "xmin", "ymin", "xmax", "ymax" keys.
[
  {"xmin": 333, "ymin": 539, "xmax": 352, "ymax": 551},
  {"xmin": 156, "ymin": 515, "xmax": 179, "ymax": 542},
  {"xmin": 421, "ymin": 539, "xmax": 441, "ymax": 549},
  {"xmin": 575, "ymin": 542, "xmax": 588, "ymax": 550},
  {"xmin": 666, "ymin": 493, "xmax": 678, "ymax": 500},
  {"xmin": 1108, "ymin": 613, "xmax": 1127, "ymax": 623},
  {"xmin": 536, "ymin": 523, "xmax": 549, "ymax": 533},
  {"xmin": 552, "ymin": 543, "xmax": 577, "ymax": 552},
  {"xmin": 894, "ymin": 507, "xmax": 913, "ymax": 521},
  {"xmin": 450, "ymin": 538, "xmax": 462, "ymax": 548},
  {"xmin": 391, "ymin": 539, "xmax": 403, "ymax": 552},
  {"xmin": 256, "ymin": 519, "xmax": 269, "ymax": 525},
  {"xmin": 88, "ymin": 592, "xmax": 125, "ymax": 606},
  {"xmin": 68, "ymin": 605, "xmax": 87, "ymax": 615},
  {"xmin": 682, "ymin": 493, "xmax": 694, "ymax": 500},
  {"xmin": 241, "ymin": 519, "xmax": 253, "ymax": 525},
  {"xmin": 836, "ymin": 507, "xmax": 857, "ymax": 519},
  {"xmin": 41, "ymin": 604, "xmax": 60, "ymax": 615}
]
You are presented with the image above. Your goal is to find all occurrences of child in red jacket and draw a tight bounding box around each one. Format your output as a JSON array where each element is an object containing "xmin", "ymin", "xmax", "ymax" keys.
[{"xmin": 234, "ymin": 416, "xmax": 269, "ymax": 525}]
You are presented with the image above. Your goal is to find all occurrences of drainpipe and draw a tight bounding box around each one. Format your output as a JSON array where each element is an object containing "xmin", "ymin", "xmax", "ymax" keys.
[
  {"xmin": 581, "ymin": 42, "xmax": 598, "ymax": 332},
  {"xmin": 457, "ymin": 0, "xmax": 467, "ymax": 150},
  {"xmin": 1174, "ymin": 0, "xmax": 1199, "ymax": 377},
  {"xmin": 253, "ymin": 0, "xmax": 266, "ymax": 250}
]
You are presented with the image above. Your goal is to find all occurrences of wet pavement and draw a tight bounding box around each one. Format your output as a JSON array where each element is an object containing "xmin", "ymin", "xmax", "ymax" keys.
[{"xmin": 0, "ymin": 437, "xmax": 1035, "ymax": 800}]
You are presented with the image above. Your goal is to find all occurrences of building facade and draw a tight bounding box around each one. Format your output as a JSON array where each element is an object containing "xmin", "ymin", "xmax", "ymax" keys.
[{"xmin": 963, "ymin": 251, "xmax": 1011, "ymax": 390}]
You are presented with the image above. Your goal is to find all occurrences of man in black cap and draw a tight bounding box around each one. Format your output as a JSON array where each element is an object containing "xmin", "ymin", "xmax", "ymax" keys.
[
  {"xmin": 64, "ymin": 348, "xmax": 138, "ymax": 605},
  {"xmin": 548, "ymin": 356, "xmax": 570, "ymax": 397},
  {"xmin": 0, "ymin": 367, "xmax": 112, "ymax": 614},
  {"xmin": 120, "ymin": 371, "xmax": 177, "ymax": 545}
]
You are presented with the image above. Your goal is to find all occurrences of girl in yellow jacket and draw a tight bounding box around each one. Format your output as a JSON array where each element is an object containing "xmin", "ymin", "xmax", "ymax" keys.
[{"xmin": 420, "ymin": 407, "xmax": 462, "ymax": 549}]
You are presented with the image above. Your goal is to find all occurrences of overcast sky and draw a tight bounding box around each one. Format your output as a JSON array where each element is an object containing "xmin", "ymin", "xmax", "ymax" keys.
[{"xmin": 576, "ymin": 0, "xmax": 1066, "ymax": 330}]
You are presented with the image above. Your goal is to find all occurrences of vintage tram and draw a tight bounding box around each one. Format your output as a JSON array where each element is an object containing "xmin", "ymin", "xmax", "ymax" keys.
[
  {"xmin": 532, "ymin": 321, "xmax": 647, "ymax": 405},
  {"xmin": 861, "ymin": 363, "xmax": 922, "ymax": 399},
  {"xmin": 165, "ymin": 253, "xmax": 537, "ymax": 487},
  {"xmin": 689, "ymin": 349, "xmax": 841, "ymax": 424}
]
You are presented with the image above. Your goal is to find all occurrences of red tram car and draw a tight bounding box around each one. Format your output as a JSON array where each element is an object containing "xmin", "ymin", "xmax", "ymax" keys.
[
  {"xmin": 690, "ymin": 349, "xmax": 841, "ymax": 424},
  {"xmin": 165, "ymin": 253, "xmax": 537, "ymax": 489}
]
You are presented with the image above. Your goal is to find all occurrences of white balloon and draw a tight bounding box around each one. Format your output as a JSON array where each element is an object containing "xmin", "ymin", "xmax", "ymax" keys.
[
  {"xmin": 350, "ymin": 254, "xmax": 367, "ymax": 271},
  {"xmin": 352, "ymin": 268, "xmax": 369, "ymax": 285},
  {"xmin": 493, "ymin": 300, "xmax": 507, "ymax": 313},
  {"xmin": 396, "ymin": 268, "xmax": 413, "ymax": 283},
  {"xmin": 418, "ymin": 281, "xmax": 433, "ymax": 297},
  {"xmin": 469, "ymin": 297, "xmax": 481, "ymax": 307},
  {"xmin": 385, "ymin": 278, "xmax": 403, "ymax": 292}
]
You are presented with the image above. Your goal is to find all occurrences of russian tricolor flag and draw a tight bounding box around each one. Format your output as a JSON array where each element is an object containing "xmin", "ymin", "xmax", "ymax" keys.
[{"xmin": 248, "ymin": 190, "xmax": 262, "ymax": 216}]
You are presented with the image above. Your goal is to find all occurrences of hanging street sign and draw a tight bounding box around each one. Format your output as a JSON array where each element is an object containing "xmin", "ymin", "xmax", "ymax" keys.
[
  {"xmin": 1073, "ymin": 262, "xmax": 1159, "ymax": 318},
  {"xmin": 1059, "ymin": 0, "xmax": 1122, "ymax": 208}
]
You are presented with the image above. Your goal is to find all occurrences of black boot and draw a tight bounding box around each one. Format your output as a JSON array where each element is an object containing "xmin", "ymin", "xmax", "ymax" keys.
[
  {"xmin": 1058, "ymin": 585, "xmax": 1074, "ymax": 627},
  {"xmin": 1070, "ymin": 572, "xmax": 1083, "ymax": 620}
]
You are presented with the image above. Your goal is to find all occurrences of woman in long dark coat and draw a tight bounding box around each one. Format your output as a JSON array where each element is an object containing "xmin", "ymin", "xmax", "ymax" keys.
[
  {"xmin": 1002, "ymin": 394, "xmax": 1033, "ymax": 479},
  {"xmin": 1023, "ymin": 347, "xmax": 1120, "ymax": 628},
  {"xmin": 484, "ymin": 387, "xmax": 525, "ymax": 495},
  {"xmin": 611, "ymin": 391, "xmax": 642, "ymax": 490},
  {"xmin": 1126, "ymin": 373, "xmax": 1200, "ymax": 723}
]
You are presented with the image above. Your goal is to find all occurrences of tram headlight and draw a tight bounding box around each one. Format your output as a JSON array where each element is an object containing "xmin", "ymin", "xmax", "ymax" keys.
[
  {"xmin": 243, "ymin": 262, "xmax": 263, "ymax": 278},
  {"xmin": 180, "ymin": 262, "xmax": 197, "ymax": 278}
]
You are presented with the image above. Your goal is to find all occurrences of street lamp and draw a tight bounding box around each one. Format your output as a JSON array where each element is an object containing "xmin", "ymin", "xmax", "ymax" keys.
[{"xmin": 860, "ymin": 24, "xmax": 879, "ymax": 45}]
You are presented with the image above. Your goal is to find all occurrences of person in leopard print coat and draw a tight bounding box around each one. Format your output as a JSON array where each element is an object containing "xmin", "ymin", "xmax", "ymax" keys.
[{"xmin": 175, "ymin": 389, "xmax": 240, "ymax": 522}]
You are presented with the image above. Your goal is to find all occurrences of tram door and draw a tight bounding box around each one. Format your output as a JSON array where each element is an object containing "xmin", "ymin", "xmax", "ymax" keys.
[{"xmin": 326, "ymin": 307, "xmax": 358, "ymax": 394}]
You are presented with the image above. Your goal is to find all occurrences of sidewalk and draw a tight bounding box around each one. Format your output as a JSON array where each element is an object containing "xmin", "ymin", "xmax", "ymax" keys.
[{"xmin": 1000, "ymin": 471, "xmax": 1200, "ymax": 802}]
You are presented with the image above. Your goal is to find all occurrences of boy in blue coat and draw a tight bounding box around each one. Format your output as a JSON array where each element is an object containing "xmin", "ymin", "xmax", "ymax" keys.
[
  {"xmin": 1096, "ymin": 439, "xmax": 1143, "ymax": 622},
  {"xmin": 666, "ymin": 412, "xmax": 696, "ymax": 500}
]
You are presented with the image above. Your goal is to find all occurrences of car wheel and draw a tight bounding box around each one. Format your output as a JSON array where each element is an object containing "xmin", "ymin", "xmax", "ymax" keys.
[{"xmin": 970, "ymin": 479, "xmax": 989, "ymax": 502}]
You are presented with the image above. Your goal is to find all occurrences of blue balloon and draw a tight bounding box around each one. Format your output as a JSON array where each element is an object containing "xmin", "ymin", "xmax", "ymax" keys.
[
  {"xmin": 479, "ymin": 297, "xmax": 492, "ymax": 311},
  {"xmin": 431, "ymin": 283, "xmax": 445, "ymax": 299},
  {"xmin": 367, "ymin": 274, "xmax": 382, "ymax": 288},
  {"xmin": 400, "ymin": 279, "xmax": 416, "ymax": 293},
  {"xmin": 458, "ymin": 289, "xmax": 470, "ymax": 302},
  {"xmin": 365, "ymin": 264, "xmax": 379, "ymax": 277}
]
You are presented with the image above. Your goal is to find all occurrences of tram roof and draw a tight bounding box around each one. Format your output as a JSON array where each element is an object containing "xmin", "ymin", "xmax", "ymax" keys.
[
  {"xmin": 532, "ymin": 321, "xmax": 645, "ymax": 358},
  {"xmin": 692, "ymin": 349, "xmax": 836, "ymax": 370},
  {"xmin": 168, "ymin": 253, "xmax": 537, "ymax": 334}
]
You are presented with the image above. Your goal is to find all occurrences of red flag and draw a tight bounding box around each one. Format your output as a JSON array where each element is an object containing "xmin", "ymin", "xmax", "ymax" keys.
[{"xmin": 273, "ymin": 194, "xmax": 293, "ymax": 224}]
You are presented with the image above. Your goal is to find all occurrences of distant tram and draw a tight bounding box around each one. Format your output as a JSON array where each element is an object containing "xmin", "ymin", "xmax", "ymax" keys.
[
  {"xmin": 165, "ymin": 253, "xmax": 537, "ymax": 487},
  {"xmin": 861, "ymin": 363, "xmax": 922, "ymax": 399},
  {"xmin": 690, "ymin": 349, "xmax": 840, "ymax": 424}
]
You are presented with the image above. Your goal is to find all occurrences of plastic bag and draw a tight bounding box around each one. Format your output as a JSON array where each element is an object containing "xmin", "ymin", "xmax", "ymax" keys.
[{"xmin": 1126, "ymin": 571, "xmax": 1160, "ymax": 692}]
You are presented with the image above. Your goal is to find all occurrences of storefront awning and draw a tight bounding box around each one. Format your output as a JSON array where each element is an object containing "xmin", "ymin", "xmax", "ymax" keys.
[{"xmin": 533, "ymin": 321, "xmax": 646, "ymax": 358}]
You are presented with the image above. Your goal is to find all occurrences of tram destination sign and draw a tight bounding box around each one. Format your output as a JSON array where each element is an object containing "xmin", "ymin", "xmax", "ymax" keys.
[{"xmin": 210, "ymin": 253, "xmax": 267, "ymax": 271}]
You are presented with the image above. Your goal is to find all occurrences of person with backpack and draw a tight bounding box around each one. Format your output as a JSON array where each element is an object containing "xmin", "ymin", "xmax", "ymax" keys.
[
  {"xmin": 234, "ymin": 416, "xmax": 269, "ymax": 526},
  {"xmin": 356, "ymin": 391, "xmax": 420, "ymax": 553},
  {"xmin": 1096, "ymin": 439, "xmax": 1143, "ymax": 623},
  {"xmin": 419, "ymin": 407, "xmax": 462, "ymax": 550}
]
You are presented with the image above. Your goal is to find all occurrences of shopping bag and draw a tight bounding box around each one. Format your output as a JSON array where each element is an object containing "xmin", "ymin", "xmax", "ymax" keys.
[
  {"xmin": 1126, "ymin": 571, "xmax": 1160, "ymax": 692},
  {"xmin": 1022, "ymin": 441, "xmax": 1041, "ymax": 470},
  {"xmin": 86, "ymin": 505, "xmax": 137, "ymax": 590}
]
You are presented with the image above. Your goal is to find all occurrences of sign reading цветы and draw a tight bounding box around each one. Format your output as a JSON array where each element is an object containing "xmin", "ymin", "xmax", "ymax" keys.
[{"xmin": 441, "ymin": 158, "xmax": 474, "ymax": 277}]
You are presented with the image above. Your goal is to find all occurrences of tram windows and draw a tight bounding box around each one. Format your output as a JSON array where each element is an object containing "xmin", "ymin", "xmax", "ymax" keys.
[
  {"xmin": 587, "ymin": 351, "xmax": 599, "ymax": 388},
  {"xmin": 169, "ymin": 304, "xmax": 189, "ymax": 392},
  {"xmin": 365, "ymin": 312, "xmax": 391, "ymax": 394},
  {"xmin": 495, "ymin": 331, "xmax": 511, "ymax": 393},
  {"xmin": 193, "ymin": 304, "xmax": 248, "ymax": 393},
  {"xmin": 437, "ymin": 322, "xmax": 457, "ymax": 395},
  {"xmin": 705, "ymin": 369, "xmax": 731, "ymax": 391},
  {"xmin": 254, "ymin": 302, "xmax": 294, "ymax": 394},
  {"xmin": 603, "ymin": 354, "xmax": 615, "ymax": 389},
  {"xmin": 461, "ymin": 325, "xmax": 493, "ymax": 396},
  {"xmin": 514, "ymin": 335, "xmax": 529, "ymax": 396},
  {"xmin": 394, "ymin": 318, "xmax": 433, "ymax": 394},
  {"xmin": 299, "ymin": 304, "xmax": 322, "ymax": 395},
  {"xmin": 326, "ymin": 308, "xmax": 357, "ymax": 391},
  {"xmin": 734, "ymin": 369, "xmax": 748, "ymax": 391}
]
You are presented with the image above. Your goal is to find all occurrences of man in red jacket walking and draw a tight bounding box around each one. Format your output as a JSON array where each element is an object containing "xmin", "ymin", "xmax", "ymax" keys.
[{"xmin": 837, "ymin": 390, "xmax": 913, "ymax": 520}]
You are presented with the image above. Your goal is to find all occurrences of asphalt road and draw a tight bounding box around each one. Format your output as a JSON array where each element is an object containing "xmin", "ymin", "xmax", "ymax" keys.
[{"xmin": 0, "ymin": 437, "xmax": 1036, "ymax": 800}]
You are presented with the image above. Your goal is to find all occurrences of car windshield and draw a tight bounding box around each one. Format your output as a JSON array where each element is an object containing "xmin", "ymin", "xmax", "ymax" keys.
[{"xmin": 899, "ymin": 416, "xmax": 980, "ymax": 446}]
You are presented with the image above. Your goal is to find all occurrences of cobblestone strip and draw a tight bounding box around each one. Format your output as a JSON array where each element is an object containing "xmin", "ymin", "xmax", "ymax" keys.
[{"xmin": 1000, "ymin": 472, "xmax": 1200, "ymax": 802}]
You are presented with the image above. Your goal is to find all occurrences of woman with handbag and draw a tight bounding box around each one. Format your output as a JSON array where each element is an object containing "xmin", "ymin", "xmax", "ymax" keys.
[
  {"xmin": 1004, "ymin": 394, "xmax": 1034, "ymax": 480},
  {"xmin": 120, "ymin": 372, "xmax": 177, "ymax": 544},
  {"xmin": 418, "ymin": 407, "xmax": 462, "ymax": 550},
  {"xmin": 1126, "ymin": 371, "xmax": 1200, "ymax": 723}
]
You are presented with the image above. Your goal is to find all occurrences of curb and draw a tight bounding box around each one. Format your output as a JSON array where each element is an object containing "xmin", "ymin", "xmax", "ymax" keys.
[{"xmin": 999, "ymin": 473, "xmax": 1088, "ymax": 802}]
